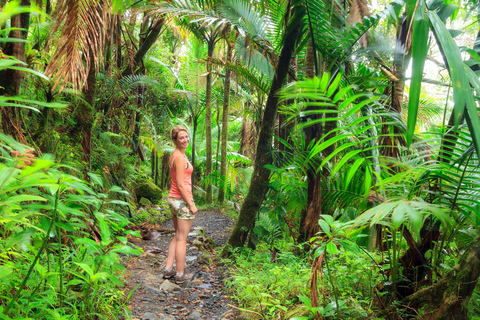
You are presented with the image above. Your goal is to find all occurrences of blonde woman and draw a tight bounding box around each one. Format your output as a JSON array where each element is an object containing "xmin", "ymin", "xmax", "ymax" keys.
[{"xmin": 163, "ymin": 126, "xmax": 197, "ymax": 283}]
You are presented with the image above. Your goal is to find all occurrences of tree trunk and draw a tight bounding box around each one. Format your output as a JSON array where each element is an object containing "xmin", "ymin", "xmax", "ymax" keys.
[
  {"xmin": 191, "ymin": 117, "xmax": 198, "ymax": 188},
  {"xmin": 226, "ymin": 22, "xmax": 301, "ymax": 249},
  {"xmin": 218, "ymin": 36, "xmax": 234, "ymax": 203},
  {"xmin": 380, "ymin": 15, "xmax": 410, "ymax": 158},
  {"xmin": 299, "ymin": 40, "xmax": 321, "ymax": 242},
  {"xmin": 399, "ymin": 233, "xmax": 480, "ymax": 319},
  {"xmin": 0, "ymin": 1, "xmax": 29, "ymax": 143},
  {"xmin": 205, "ymin": 40, "xmax": 215, "ymax": 203},
  {"xmin": 74, "ymin": 50, "xmax": 96, "ymax": 172},
  {"xmin": 160, "ymin": 151, "xmax": 170, "ymax": 190},
  {"xmin": 122, "ymin": 17, "xmax": 164, "ymax": 77},
  {"xmin": 239, "ymin": 102, "xmax": 257, "ymax": 160}
]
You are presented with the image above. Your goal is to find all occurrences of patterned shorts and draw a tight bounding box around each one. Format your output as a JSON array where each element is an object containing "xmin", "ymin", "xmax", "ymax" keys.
[{"xmin": 167, "ymin": 197, "xmax": 195, "ymax": 220}]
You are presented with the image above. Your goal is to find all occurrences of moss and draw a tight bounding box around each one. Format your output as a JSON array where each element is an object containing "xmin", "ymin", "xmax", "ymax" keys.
[
  {"xmin": 138, "ymin": 197, "xmax": 152, "ymax": 207},
  {"xmin": 136, "ymin": 180, "xmax": 163, "ymax": 204}
]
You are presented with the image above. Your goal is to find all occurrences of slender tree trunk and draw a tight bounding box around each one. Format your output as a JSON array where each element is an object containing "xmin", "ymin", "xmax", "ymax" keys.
[
  {"xmin": 122, "ymin": 17, "xmax": 164, "ymax": 77},
  {"xmin": 226, "ymin": 22, "xmax": 301, "ymax": 249},
  {"xmin": 116, "ymin": 12, "xmax": 122, "ymax": 69},
  {"xmin": 218, "ymin": 36, "xmax": 234, "ymax": 203},
  {"xmin": 205, "ymin": 40, "xmax": 215, "ymax": 203},
  {"xmin": 192, "ymin": 117, "xmax": 198, "ymax": 188},
  {"xmin": 74, "ymin": 50, "xmax": 96, "ymax": 172},
  {"xmin": 299, "ymin": 40, "xmax": 321, "ymax": 241},
  {"xmin": 215, "ymin": 99, "xmax": 220, "ymax": 172},
  {"xmin": 160, "ymin": 152, "xmax": 170, "ymax": 190}
]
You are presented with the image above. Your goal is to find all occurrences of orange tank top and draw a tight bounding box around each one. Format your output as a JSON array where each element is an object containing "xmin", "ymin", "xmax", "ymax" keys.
[{"xmin": 168, "ymin": 154, "xmax": 193, "ymax": 199}]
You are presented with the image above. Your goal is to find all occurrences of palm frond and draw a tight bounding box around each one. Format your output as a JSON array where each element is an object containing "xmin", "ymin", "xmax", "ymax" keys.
[{"xmin": 45, "ymin": 0, "xmax": 109, "ymax": 91}]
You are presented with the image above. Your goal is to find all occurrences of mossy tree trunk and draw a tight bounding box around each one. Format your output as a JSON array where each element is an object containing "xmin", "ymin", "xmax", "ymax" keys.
[
  {"xmin": 226, "ymin": 22, "xmax": 301, "ymax": 249},
  {"xmin": 400, "ymin": 233, "xmax": 480, "ymax": 319}
]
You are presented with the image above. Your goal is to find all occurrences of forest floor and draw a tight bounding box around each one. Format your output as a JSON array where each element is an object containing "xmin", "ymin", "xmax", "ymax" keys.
[{"xmin": 122, "ymin": 209, "xmax": 242, "ymax": 320}]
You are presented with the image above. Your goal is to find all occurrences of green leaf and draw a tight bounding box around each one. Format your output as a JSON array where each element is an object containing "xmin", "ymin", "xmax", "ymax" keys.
[
  {"xmin": 345, "ymin": 158, "xmax": 365, "ymax": 188},
  {"xmin": 75, "ymin": 238, "xmax": 103, "ymax": 254},
  {"xmin": 6, "ymin": 228, "xmax": 35, "ymax": 250},
  {"xmin": 326, "ymin": 73, "xmax": 342, "ymax": 97},
  {"xmin": 111, "ymin": 245, "xmax": 142, "ymax": 255},
  {"xmin": 405, "ymin": 203, "xmax": 423, "ymax": 236},
  {"xmin": 314, "ymin": 244, "xmax": 325, "ymax": 257},
  {"xmin": 321, "ymin": 214, "xmax": 334, "ymax": 225},
  {"xmin": 326, "ymin": 241, "xmax": 338, "ymax": 255},
  {"xmin": 107, "ymin": 200, "xmax": 129, "ymax": 206},
  {"xmin": 436, "ymin": 4, "xmax": 458, "ymax": 22},
  {"xmin": 91, "ymin": 272, "xmax": 108, "ymax": 282},
  {"xmin": 124, "ymin": 230, "xmax": 141, "ymax": 237},
  {"xmin": 75, "ymin": 262, "xmax": 94, "ymax": 277},
  {"xmin": 0, "ymin": 266, "xmax": 13, "ymax": 279},
  {"xmin": 407, "ymin": 0, "xmax": 430, "ymax": 147},
  {"xmin": 1, "ymin": 194, "xmax": 47, "ymax": 206},
  {"xmin": 391, "ymin": 202, "xmax": 405, "ymax": 229},
  {"xmin": 87, "ymin": 172, "xmax": 103, "ymax": 187},
  {"xmin": 116, "ymin": 236, "xmax": 128, "ymax": 244},
  {"xmin": 55, "ymin": 222, "xmax": 75, "ymax": 232},
  {"xmin": 319, "ymin": 73, "xmax": 330, "ymax": 92},
  {"xmin": 318, "ymin": 219, "xmax": 331, "ymax": 233},
  {"xmin": 99, "ymin": 219, "xmax": 111, "ymax": 247},
  {"xmin": 429, "ymin": 11, "xmax": 470, "ymax": 129},
  {"xmin": 337, "ymin": 239, "xmax": 361, "ymax": 254}
]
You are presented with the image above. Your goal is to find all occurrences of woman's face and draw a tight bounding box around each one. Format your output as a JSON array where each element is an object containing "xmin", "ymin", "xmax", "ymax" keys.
[{"xmin": 175, "ymin": 130, "xmax": 189, "ymax": 149}]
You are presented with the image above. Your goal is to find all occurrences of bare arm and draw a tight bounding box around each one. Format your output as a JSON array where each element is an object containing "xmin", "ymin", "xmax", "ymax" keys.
[{"xmin": 174, "ymin": 156, "xmax": 198, "ymax": 214}]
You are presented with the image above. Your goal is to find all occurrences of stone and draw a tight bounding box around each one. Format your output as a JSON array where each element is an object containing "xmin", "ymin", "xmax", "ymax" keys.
[
  {"xmin": 141, "ymin": 312, "xmax": 159, "ymax": 320},
  {"xmin": 136, "ymin": 180, "xmax": 163, "ymax": 204},
  {"xmin": 158, "ymin": 315, "xmax": 175, "ymax": 320},
  {"xmin": 144, "ymin": 284, "xmax": 164, "ymax": 295},
  {"xmin": 188, "ymin": 310, "xmax": 203, "ymax": 319},
  {"xmin": 139, "ymin": 197, "xmax": 152, "ymax": 207},
  {"xmin": 159, "ymin": 280, "xmax": 181, "ymax": 291},
  {"xmin": 197, "ymin": 283, "xmax": 213, "ymax": 289},
  {"xmin": 185, "ymin": 255, "xmax": 197, "ymax": 264}
]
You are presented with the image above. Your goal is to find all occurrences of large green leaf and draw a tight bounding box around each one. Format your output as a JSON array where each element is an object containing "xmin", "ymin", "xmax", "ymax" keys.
[
  {"xmin": 429, "ymin": 11, "xmax": 470, "ymax": 129},
  {"xmin": 407, "ymin": 0, "xmax": 430, "ymax": 147}
]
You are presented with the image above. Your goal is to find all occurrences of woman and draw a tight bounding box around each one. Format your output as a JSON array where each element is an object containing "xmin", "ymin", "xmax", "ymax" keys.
[{"xmin": 163, "ymin": 126, "xmax": 197, "ymax": 284}]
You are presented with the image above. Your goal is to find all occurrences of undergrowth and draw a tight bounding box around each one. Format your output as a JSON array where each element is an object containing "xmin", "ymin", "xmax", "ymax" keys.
[{"xmin": 225, "ymin": 243, "xmax": 310, "ymax": 319}]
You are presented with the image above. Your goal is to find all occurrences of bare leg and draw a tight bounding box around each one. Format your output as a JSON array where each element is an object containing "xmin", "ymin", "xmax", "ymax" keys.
[
  {"xmin": 174, "ymin": 218, "xmax": 193, "ymax": 274},
  {"xmin": 165, "ymin": 216, "xmax": 179, "ymax": 269}
]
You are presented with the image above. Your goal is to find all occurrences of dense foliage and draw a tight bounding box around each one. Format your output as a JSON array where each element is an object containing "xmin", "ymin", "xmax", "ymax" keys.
[{"xmin": 1, "ymin": 0, "xmax": 480, "ymax": 318}]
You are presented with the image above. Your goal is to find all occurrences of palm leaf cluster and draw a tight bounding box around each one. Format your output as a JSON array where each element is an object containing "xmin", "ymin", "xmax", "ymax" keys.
[{"xmin": 45, "ymin": 0, "xmax": 110, "ymax": 91}]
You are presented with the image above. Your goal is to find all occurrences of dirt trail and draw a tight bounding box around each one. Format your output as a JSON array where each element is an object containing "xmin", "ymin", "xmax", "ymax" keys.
[{"xmin": 123, "ymin": 210, "xmax": 240, "ymax": 320}]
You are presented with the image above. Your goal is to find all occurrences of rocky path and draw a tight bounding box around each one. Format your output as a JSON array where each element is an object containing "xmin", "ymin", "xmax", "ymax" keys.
[{"xmin": 123, "ymin": 210, "xmax": 239, "ymax": 320}]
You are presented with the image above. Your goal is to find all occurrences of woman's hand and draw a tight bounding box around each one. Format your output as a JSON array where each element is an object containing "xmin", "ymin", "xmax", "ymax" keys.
[{"xmin": 189, "ymin": 203, "xmax": 198, "ymax": 215}]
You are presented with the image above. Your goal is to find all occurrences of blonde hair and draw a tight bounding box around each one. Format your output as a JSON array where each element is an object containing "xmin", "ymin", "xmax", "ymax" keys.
[{"xmin": 170, "ymin": 125, "xmax": 188, "ymax": 142}]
